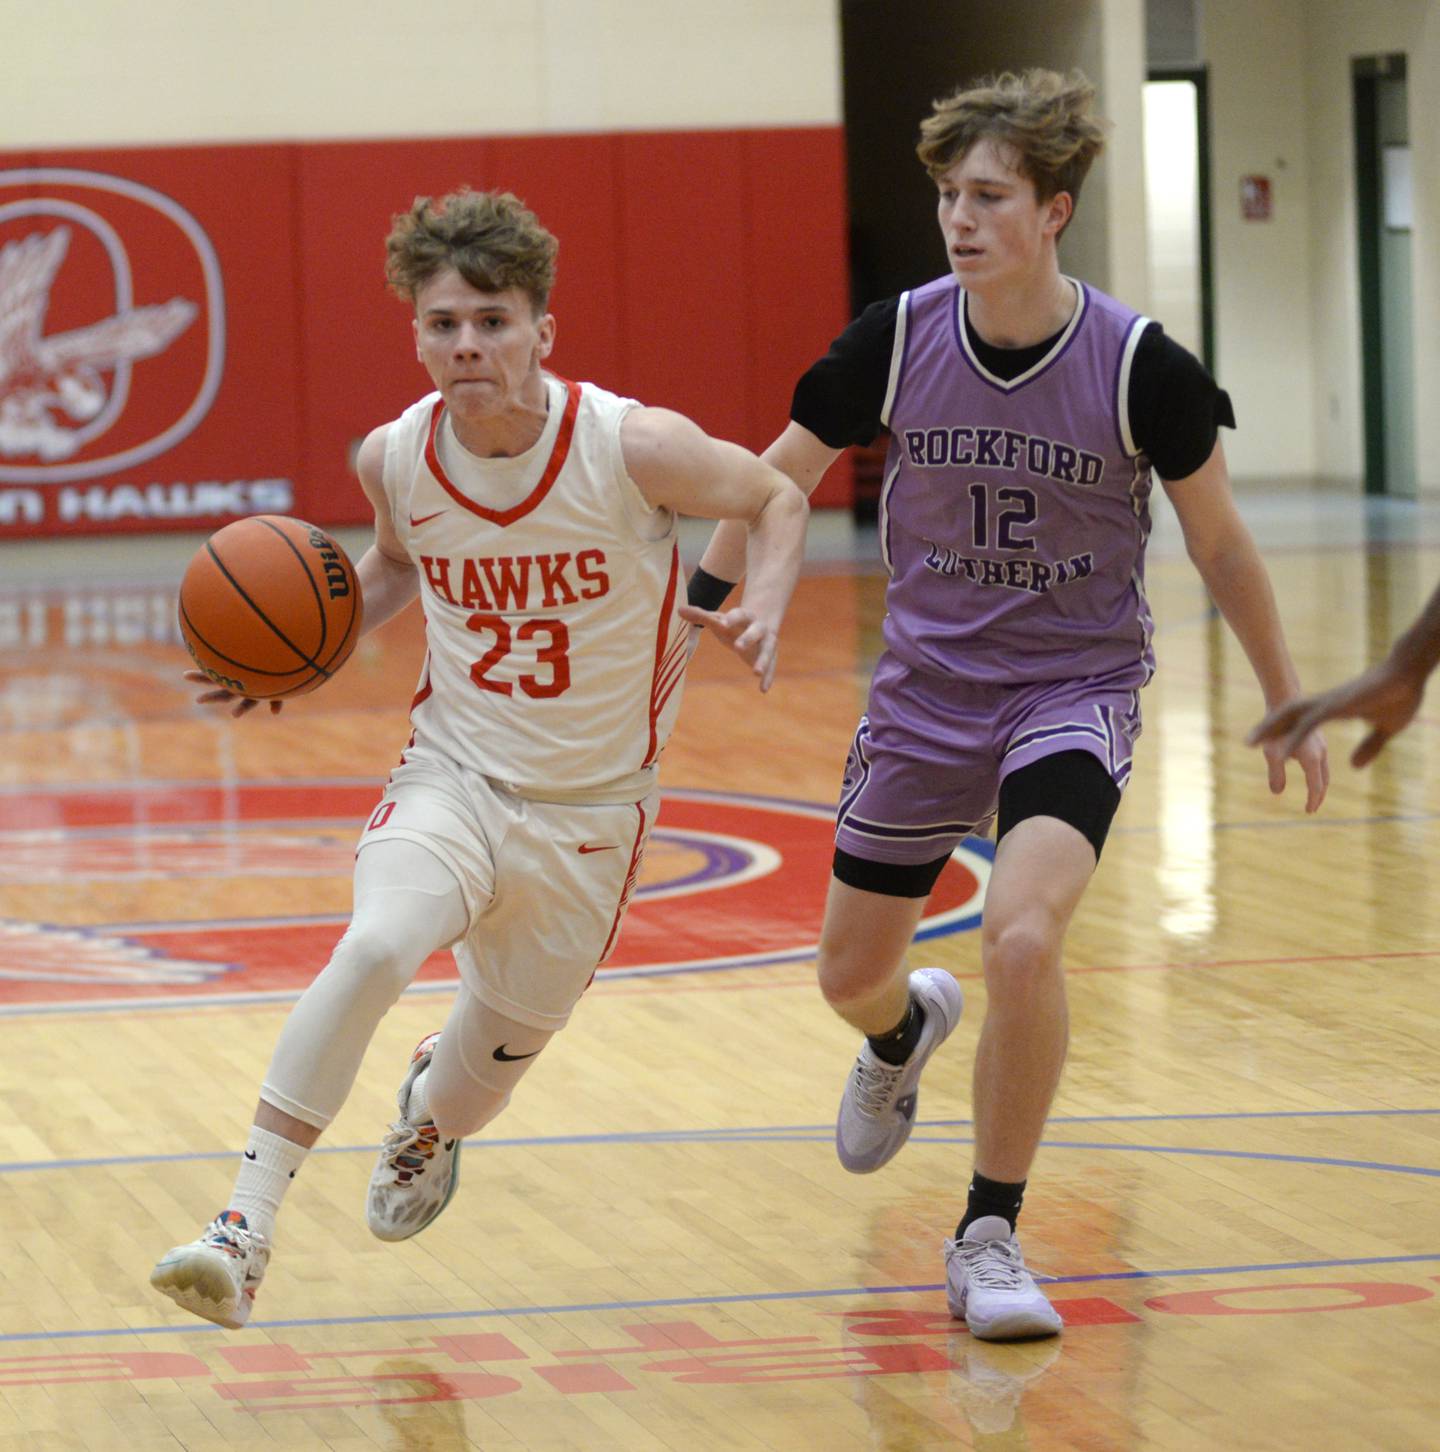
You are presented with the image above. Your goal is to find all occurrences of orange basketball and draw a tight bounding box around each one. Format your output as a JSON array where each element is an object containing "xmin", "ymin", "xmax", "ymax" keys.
[{"xmin": 177, "ymin": 515, "xmax": 364, "ymax": 700}]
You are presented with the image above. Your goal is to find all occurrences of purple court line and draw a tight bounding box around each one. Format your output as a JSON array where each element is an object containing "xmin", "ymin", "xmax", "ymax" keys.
[
  {"xmin": 944, "ymin": 1138, "xmax": 1440, "ymax": 1179},
  {"xmin": 2, "ymin": 928, "xmax": 1421, "ymax": 1019},
  {"xmin": 0, "ymin": 785, "xmax": 993, "ymax": 1018},
  {"xmin": 4, "ymin": 1251, "xmax": 1439, "ymax": 1345},
  {"xmin": 3, "ymin": 1111, "xmax": 1436, "ymax": 1176}
]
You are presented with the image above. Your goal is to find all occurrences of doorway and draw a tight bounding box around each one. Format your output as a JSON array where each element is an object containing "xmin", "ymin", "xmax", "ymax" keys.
[
  {"xmin": 1353, "ymin": 54, "xmax": 1416, "ymax": 497},
  {"xmin": 1142, "ymin": 68, "xmax": 1213, "ymax": 372}
]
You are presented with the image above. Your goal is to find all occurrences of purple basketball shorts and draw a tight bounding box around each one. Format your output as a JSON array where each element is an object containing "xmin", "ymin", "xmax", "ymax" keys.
[{"xmin": 835, "ymin": 651, "xmax": 1144, "ymax": 866}]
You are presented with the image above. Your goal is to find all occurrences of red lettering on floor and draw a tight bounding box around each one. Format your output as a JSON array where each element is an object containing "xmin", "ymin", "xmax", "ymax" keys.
[
  {"xmin": 554, "ymin": 1319, "xmax": 818, "ymax": 1356},
  {"xmin": 213, "ymin": 1369, "xmax": 523, "ymax": 1409},
  {"xmin": 535, "ymin": 1363, "xmax": 637, "ymax": 1393},
  {"xmin": 635, "ymin": 1342, "xmax": 952, "ymax": 1385},
  {"xmin": 0, "ymin": 1350, "xmax": 209, "ymax": 1385},
  {"xmin": 1146, "ymin": 1281, "xmax": 1434, "ymax": 1317}
]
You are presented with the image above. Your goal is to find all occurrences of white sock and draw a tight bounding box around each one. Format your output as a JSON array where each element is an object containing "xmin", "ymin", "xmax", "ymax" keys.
[
  {"xmin": 406, "ymin": 1067, "xmax": 432, "ymax": 1126},
  {"xmin": 228, "ymin": 1126, "xmax": 309, "ymax": 1242}
]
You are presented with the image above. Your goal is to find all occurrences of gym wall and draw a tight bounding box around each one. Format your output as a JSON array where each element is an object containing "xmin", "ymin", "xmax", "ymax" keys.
[{"xmin": 0, "ymin": 1, "xmax": 851, "ymax": 537}]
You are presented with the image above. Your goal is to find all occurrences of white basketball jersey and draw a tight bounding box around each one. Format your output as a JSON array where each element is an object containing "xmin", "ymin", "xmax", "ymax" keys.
[{"xmin": 379, "ymin": 374, "xmax": 688, "ymax": 802}]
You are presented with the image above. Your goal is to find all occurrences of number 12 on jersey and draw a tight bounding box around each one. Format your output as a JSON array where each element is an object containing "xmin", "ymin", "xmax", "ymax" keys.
[{"xmin": 969, "ymin": 483, "xmax": 1038, "ymax": 552}]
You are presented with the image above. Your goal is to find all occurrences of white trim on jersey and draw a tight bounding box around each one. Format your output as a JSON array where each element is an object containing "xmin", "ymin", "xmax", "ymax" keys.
[
  {"xmin": 877, "ymin": 455, "xmax": 902, "ymax": 578},
  {"xmin": 879, "ymin": 291, "xmax": 911, "ymax": 430},
  {"xmin": 957, "ymin": 277, "xmax": 1088, "ymax": 393},
  {"xmin": 1130, "ymin": 566, "xmax": 1157, "ymax": 685},
  {"xmin": 380, "ymin": 376, "xmax": 686, "ymax": 801},
  {"xmin": 1117, "ymin": 315, "xmax": 1151, "ymax": 459}
]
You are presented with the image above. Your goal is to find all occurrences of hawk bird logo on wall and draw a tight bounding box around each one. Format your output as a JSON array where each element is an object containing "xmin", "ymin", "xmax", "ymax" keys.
[{"xmin": 0, "ymin": 226, "xmax": 197, "ymax": 461}]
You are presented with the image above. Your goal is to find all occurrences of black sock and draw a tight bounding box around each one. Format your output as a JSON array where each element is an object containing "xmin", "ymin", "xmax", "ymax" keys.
[
  {"xmin": 866, "ymin": 998, "xmax": 926, "ymax": 1066},
  {"xmin": 958, "ymin": 1171, "xmax": 1026, "ymax": 1236}
]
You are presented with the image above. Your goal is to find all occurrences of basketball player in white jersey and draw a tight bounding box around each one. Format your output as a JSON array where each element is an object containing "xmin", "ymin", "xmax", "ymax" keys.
[{"xmin": 150, "ymin": 188, "xmax": 807, "ymax": 1329}]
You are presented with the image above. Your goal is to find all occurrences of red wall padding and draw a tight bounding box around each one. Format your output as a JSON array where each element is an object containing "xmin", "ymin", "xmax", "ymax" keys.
[{"xmin": 0, "ymin": 129, "xmax": 851, "ymax": 539}]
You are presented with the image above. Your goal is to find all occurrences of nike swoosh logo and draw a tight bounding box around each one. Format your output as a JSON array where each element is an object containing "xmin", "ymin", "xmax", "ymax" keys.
[
  {"xmin": 577, "ymin": 843, "xmax": 618, "ymax": 854},
  {"xmin": 243, "ymin": 1150, "xmax": 257, "ymax": 1160},
  {"xmin": 409, "ymin": 510, "xmax": 446, "ymax": 527},
  {"xmin": 493, "ymin": 1044, "xmax": 540, "ymax": 1062}
]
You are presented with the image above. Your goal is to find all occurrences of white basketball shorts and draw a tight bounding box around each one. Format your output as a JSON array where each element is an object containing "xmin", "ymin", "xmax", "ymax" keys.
[{"xmin": 358, "ymin": 744, "xmax": 656, "ymax": 1031}]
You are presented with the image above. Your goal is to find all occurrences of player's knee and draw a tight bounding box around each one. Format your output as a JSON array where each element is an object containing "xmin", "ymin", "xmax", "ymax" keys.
[
  {"xmin": 816, "ymin": 946, "xmax": 897, "ymax": 1010},
  {"xmin": 328, "ymin": 922, "xmax": 422, "ymax": 1004},
  {"xmin": 982, "ymin": 919, "xmax": 1063, "ymax": 1003}
]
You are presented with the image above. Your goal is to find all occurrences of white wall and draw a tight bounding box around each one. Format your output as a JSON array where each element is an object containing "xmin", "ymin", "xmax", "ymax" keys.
[
  {"xmin": 1202, "ymin": 0, "xmax": 1440, "ymax": 491},
  {"xmin": 7, "ymin": 0, "xmax": 842, "ymax": 144},
  {"xmin": 1301, "ymin": 0, "xmax": 1439, "ymax": 492},
  {"xmin": 1201, "ymin": 0, "xmax": 1316, "ymax": 480}
]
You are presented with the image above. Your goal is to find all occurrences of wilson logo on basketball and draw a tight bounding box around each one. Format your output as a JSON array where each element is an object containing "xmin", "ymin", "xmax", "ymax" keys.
[
  {"xmin": 0, "ymin": 167, "xmax": 224, "ymax": 486},
  {"xmin": 309, "ymin": 527, "xmax": 353, "ymax": 599}
]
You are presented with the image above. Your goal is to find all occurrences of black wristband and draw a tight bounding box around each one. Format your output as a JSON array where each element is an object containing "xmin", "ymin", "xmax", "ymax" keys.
[{"xmin": 686, "ymin": 565, "xmax": 738, "ymax": 614}]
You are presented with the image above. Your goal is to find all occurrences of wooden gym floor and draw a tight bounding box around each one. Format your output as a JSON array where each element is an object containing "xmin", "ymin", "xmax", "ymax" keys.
[{"xmin": 1, "ymin": 489, "xmax": 1439, "ymax": 1451}]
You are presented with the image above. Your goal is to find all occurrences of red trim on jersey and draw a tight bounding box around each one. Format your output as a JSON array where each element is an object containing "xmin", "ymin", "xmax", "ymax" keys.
[
  {"xmin": 642, "ymin": 544, "xmax": 682, "ymax": 769},
  {"xmin": 596, "ymin": 798, "xmax": 649, "ymax": 967},
  {"xmin": 397, "ymin": 656, "xmax": 434, "ymax": 767},
  {"xmin": 653, "ymin": 633, "xmax": 689, "ymax": 719},
  {"xmin": 422, "ymin": 377, "xmax": 583, "ymax": 526}
]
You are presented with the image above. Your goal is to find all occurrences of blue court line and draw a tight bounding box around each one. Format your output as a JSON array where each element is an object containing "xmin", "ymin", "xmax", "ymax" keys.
[
  {"xmin": 961, "ymin": 1108, "xmax": 1440, "ymax": 1124},
  {"xmin": 3, "ymin": 1110, "xmax": 1436, "ymax": 1177},
  {"xmin": 988, "ymin": 1140, "xmax": 1440, "ymax": 1180},
  {"xmin": 0, "ymin": 954, "xmax": 826, "ymax": 1020},
  {"xmin": 5, "ymin": 1251, "xmax": 1440, "ymax": 1346}
]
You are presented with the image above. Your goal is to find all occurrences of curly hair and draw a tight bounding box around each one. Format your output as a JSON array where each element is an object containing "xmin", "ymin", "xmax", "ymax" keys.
[
  {"xmin": 916, "ymin": 69, "xmax": 1108, "ymax": 208},
  {"xmin": 384, "ymin": 188, "xmax": 558, "ymax": 313}
]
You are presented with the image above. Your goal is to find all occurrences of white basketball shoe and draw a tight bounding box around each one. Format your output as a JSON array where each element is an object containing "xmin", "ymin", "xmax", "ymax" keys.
[
  {"xmin": 366, "ymin": 1031, "xmax": 462, "ymax": 1242},
  {"xmin": 943, "ymin": 1215, "xmax": 1063, "ymax": 1341},
  {"xmin": 834, "ymin": 967, "xmax": 964, "ymax": 1173},
  {"xmin": 150, "ymin": 1210, "xmax": 271, "ymax": 1329}
]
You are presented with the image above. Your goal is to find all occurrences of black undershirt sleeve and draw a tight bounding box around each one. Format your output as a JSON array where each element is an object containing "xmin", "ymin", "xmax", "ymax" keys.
[
  {"xmin": 1128, "ymin": 325, "xmax": 1236, "ymax": 481},
  {"xmin": 685, "ymin": 301, "xmax": 902, "ymax": 613},
  {"xmin": 786, "ymin": 295, "xmax": 1234, "ymax": 485},
  {"xmin": 789, "ymin": 296, "xmax": 901, "ymax": 450}
]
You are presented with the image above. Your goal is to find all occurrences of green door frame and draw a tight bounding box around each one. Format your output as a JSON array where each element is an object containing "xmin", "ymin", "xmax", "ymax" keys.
[
  {"xmin": 1352, "ymin": 54, "xmax": 1406, "ymax": 496},
  {"xmin": 1353, "ymin": 61, "xmax": 1386, "ymax": 495}
]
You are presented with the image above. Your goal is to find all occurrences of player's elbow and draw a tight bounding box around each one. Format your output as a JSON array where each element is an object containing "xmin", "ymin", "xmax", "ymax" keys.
[
  {"xmin": 762, "ymin": 473, "xmax": 810, "ymax": 527},
  {"xmin": 1178, "ymin": 507, "xmax": 1250, "ymax": 579}
]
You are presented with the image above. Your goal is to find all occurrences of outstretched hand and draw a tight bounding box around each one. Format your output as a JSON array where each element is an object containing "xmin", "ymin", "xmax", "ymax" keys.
[
  {"xmin": 678, "ymin": 603, "xmax": 780, "ymax": 692},
  {"xmin": 184, "ymin": 669, "xmax": 283, "ymax": 718},
  {"xmin": 1248, "ymin": 663, "xmax": 1423, "ymax": 770},
  {"xmin": 1255, "ymin": 726, "xmax": 1329, "ymax": 813}
]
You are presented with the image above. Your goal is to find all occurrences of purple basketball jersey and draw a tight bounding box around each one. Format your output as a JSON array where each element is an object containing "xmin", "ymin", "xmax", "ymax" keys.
[{"xmin": 877, "ymin": 277, "xmax": 1156, "ymax": 686}]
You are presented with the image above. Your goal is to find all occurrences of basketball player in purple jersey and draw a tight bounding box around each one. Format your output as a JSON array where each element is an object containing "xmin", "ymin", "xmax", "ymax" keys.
[{"xmin": 683, "ymin": 70, "xmax": 1329, "ymax": 1340}]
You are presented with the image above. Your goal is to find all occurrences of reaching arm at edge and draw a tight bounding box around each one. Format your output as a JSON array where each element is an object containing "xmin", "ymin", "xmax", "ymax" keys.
[
  {"xmin": 1248, "ymin": 575, "xmax": 1440, "ymax": 767},
  {"xmin": 691, "ymin": 420, "xmax": 842, "ymax": 600},
  {"xmin": 621, "ymin": 407, "xmax": 809, "ymax": 690},
  {"xmin": 353, "ymin": 424, "xmax": 422, "ymax": 634},
  {"xmin": 1162, "ymin": 438, "xmax": 1329, "ymax": 811},
  {"xmin": 1386, "ymin": 578, "xmax": 1440, "ymax": 682}
]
